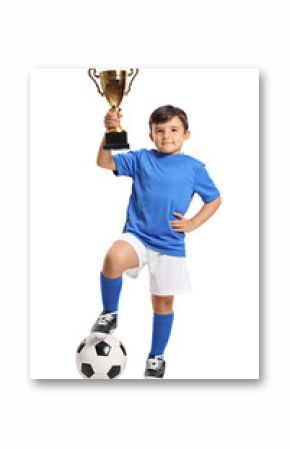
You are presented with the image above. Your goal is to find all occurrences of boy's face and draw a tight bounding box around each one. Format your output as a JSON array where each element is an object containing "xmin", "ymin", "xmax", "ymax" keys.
[{"xmin": 149, "ymin": 116, "xmax": 190, "ymax": 154}]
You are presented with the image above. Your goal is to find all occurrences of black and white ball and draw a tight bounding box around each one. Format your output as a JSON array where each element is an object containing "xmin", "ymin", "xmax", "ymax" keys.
[{"xmin": 76, "ymin": 333, "xmax": 127, "ymax": 379}]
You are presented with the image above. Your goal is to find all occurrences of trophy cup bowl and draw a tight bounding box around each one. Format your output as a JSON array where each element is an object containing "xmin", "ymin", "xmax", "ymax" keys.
[{"xmin": 88, "ymin": 68, "xmax": 139, "ymax": 150}]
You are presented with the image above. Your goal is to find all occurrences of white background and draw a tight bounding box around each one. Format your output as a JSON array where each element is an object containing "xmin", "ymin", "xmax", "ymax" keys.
[
  {"xmin": 0, "ymin": 0, "xmax": 289, "ymax": 447},
  {"xmin": 30, "ymin": 68, "xmax": 259, "ymax": 379}
]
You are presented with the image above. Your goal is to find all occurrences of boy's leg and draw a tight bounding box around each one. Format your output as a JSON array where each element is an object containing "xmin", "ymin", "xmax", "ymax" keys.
[
  {"xmin": 91, "ymin": 240, "xmax": 139, "ymax": 333},
  {"xmin": 102, "ymin": 240, "xmax": 139, "ymax": 279},
  {"xmin": 100, "ymin": 240, "xmax": 139, "ymax": 312},
  {"xmin": 145, "ymin": 295, "xmax": 174, "ymax": 378},
  {"xmin": 149, "ymin": 295, "xmax": 174, "ymax": 357}
]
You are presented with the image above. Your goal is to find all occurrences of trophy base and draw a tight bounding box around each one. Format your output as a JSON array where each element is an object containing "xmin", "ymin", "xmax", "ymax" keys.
[{"xmin": 104, "ymin": 130, "xmax": 130, "ymax": 150}]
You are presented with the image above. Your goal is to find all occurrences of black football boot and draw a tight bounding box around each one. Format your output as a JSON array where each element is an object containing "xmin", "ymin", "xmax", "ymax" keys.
[
  {"xmin": 144, "ymin": 356, "xmax": 166, "ymax": 379},
  {"xmin": 91, "ymin": 311, "xmax": 117, "ymax": 334}
]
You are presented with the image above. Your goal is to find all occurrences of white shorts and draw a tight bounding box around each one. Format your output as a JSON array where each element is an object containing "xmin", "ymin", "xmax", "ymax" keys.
[{"xmin": 117, "ymin": 232, "xmax": 191, "ymax": 296}]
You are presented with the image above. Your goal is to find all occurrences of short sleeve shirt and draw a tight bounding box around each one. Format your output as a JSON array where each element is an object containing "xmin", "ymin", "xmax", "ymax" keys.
[{"xmin": 112, "ymin": 149, "xmax": 220, "ymax": 256}]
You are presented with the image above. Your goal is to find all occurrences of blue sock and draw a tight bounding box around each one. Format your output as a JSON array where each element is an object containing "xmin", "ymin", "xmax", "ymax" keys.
[
  {"xmin": 100, "ymin": 272, "xmax": 122, "ymax": 315},
  {"xmin": 149, "ymin": 312, "xmax": 174, "ymax": 358}
]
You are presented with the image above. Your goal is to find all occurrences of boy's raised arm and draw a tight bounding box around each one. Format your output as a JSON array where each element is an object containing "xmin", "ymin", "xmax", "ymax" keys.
[
  {"xmin": 96, "ymin": 135, "xmax": 116, "ymax": 170},
  {"xmin": 96, "ymin": 111, "xmax": 119, "ymax": 170}
]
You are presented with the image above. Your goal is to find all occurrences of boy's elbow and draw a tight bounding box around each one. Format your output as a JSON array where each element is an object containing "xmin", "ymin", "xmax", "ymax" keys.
[
  {"xmin": 216, "ymin": 195, "xmax": 222, "ymax": 206},
  {"xmin": 210, "ymin": 195, "xmax": 222, "ymax": 209},
  {"xmin": 96, "ymin": 159, "xmax": 116, "ymax": 170},
  {"xmin": 96, "ymin": 159, "xmax": 105, "ymax": 168}
]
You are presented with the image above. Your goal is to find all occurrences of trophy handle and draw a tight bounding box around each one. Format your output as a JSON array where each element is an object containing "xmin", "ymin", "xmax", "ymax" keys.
[
  {"xmin": 88, "ymin": 68, "xmax": 104, "ymax": 96},
  {"xmin": 125, "ymin": 68, "xmax": 139, "ymax": 95}
]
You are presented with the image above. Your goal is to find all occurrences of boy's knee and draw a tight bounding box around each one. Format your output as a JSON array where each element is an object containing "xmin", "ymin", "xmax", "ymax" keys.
[
  {"xmin": 103, "ymin": 240, "xmax": 139, "ymax": 274},
  {"xmin": 152, "ymin": 295, "xmax": 174, "ymax": 314},
  {"xmin": 104, "ymin": 248, "xmax": 122, "ymax": 269},
  {"xmin": 103, "ymin": 244, "xmax": 130, "ymax": 275}
]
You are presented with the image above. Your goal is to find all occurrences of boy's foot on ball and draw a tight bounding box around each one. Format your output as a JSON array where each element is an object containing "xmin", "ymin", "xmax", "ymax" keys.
[
  {"xmin": 144, "ymin": 356, "xmax": 166, "ymax": 379},
  {"xmin": 91, "ymin": 311, "xmax": 117, "ymax": 334}
]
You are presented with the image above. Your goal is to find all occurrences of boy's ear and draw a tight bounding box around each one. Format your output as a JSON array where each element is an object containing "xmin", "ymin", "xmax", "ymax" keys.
[
  {"xmin": 149, "ymin": 132, "xmax": 153, "ymax": 141},
  {"xmin": 185, "ymin": 130, "xmax": 190, "ymax": 140}
]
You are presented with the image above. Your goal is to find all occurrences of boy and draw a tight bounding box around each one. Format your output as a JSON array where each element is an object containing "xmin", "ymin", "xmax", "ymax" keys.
[{"xmin": 91, "ymin": 105, "xmax": 221, "ymax": 379}]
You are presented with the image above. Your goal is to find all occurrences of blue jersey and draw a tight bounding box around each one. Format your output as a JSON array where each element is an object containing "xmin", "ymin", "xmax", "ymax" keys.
[{"xmin": 112, "ymin": 149, "xmax": 220, "ymax": 257}]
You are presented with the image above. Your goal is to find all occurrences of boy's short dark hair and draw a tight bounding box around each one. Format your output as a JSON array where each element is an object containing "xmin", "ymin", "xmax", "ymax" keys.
[{"xmin": 149, "ymin": 105, "xmax": 189, "ymax": 131}]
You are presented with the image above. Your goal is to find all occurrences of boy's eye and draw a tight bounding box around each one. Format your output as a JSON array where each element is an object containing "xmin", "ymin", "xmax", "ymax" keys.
[{"xmin": 155, "ymin": 128, "xmax": 178, "ymax": 133}]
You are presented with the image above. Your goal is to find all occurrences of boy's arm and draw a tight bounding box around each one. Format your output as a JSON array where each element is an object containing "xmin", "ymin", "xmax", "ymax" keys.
[
  {"xmin": 189, "ymin": 195, "xmax": 221, "ymax": 231},
  {"xmin": 170, "ymin": 196, "xmax": 221, "ymax": 233},
  {"xmin": 96, "ymin": 135, "xmax": 116, "ymax": 170},
  {"xmin": 96, "ymin": 111, "xmax": 120, "ymax": 170}
]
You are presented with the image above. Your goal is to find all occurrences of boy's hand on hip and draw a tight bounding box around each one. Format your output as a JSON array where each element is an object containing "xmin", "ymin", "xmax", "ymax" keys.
[{"xmin": 170, "ymin": 212, "xmax": 195, "ymax": 233}]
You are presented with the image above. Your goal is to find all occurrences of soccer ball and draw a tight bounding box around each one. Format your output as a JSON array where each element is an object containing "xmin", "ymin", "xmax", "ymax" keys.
[{"xmin": 76, "ymin": 333, "xmax": 127, "ymax": 379}]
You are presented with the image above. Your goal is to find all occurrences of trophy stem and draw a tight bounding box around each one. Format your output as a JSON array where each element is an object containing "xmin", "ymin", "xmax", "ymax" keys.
[
  {"xmin": 108, "ymin": 106, "xmax": 123, "ymax": 132},
  {"xmin": 110, "ymin": 105, "xmax": 120, "ymax": 114}
]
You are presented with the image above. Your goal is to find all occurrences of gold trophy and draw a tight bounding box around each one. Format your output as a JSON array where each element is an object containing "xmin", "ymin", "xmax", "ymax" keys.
[{"xmin": 88, "ymin": 68, "xmax": 139, "ymax": 150}]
